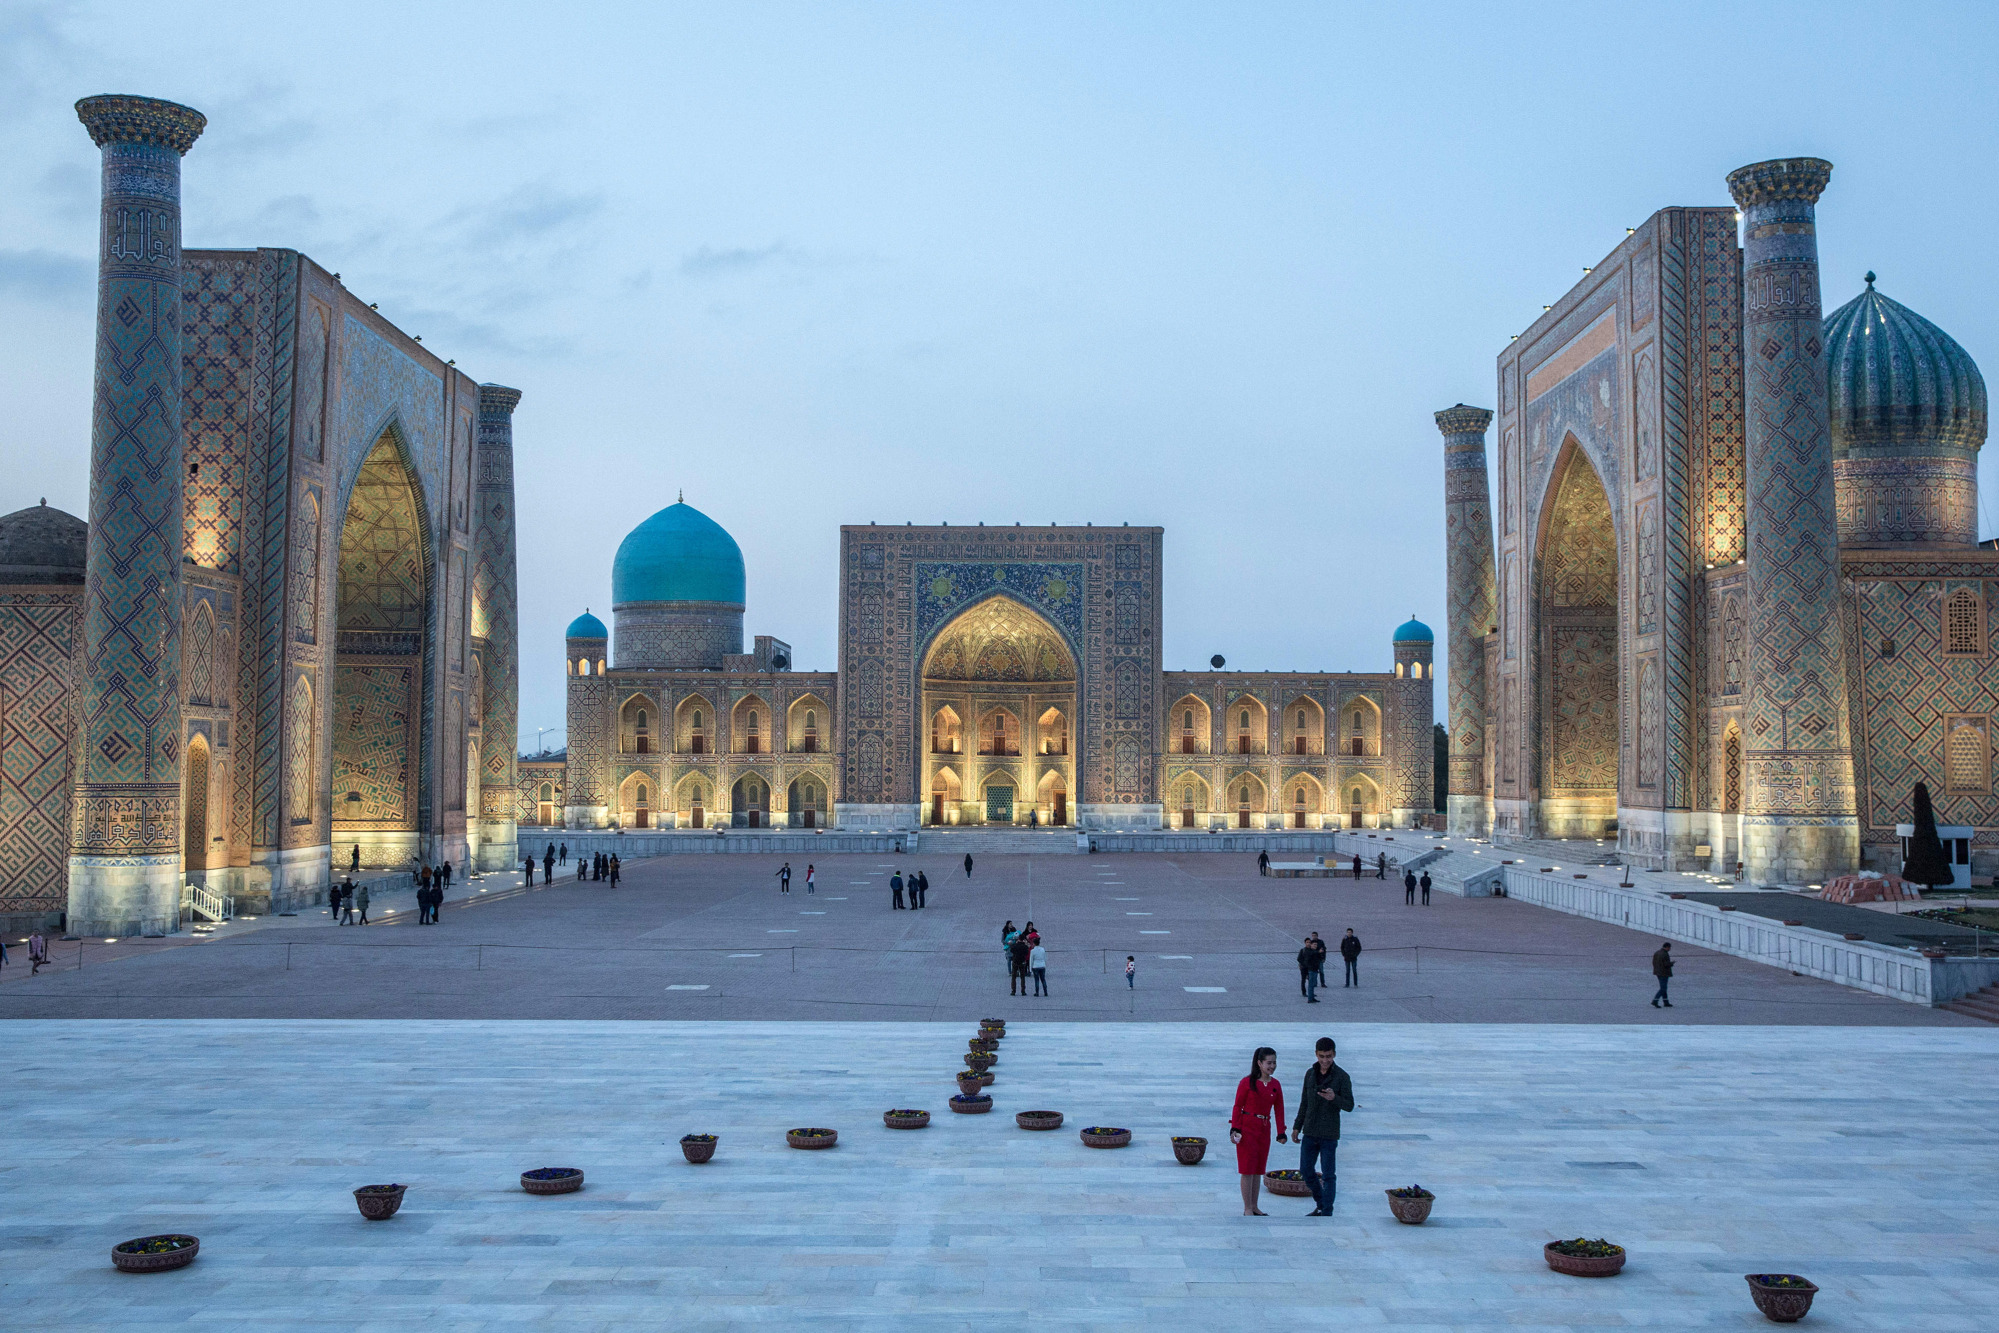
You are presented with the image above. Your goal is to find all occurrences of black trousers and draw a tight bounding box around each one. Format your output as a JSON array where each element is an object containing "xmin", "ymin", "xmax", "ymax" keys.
[
  {"xmin": 1299, "ymin": 1135, "xmax": 1338, "ymax": 1210},
  {"xmin": 1343, "ymin": 958, "xmax": 1359, "ymax": 986}
]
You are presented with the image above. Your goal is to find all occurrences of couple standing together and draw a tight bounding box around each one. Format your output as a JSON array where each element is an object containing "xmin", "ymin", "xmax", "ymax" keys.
[{"xmin": 1230, "ymin": 1039, "xmax": 1355, "ymax": 1216}]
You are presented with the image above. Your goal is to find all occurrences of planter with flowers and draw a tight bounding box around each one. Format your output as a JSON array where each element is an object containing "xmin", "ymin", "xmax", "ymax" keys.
[
  {"xmin": 884, "ymin": 1109, "xmax": 931, "ymax": 1130},
  {"xmin": 1263, "ymin": 1169, "xmax": 1311, "ymax": 1197},
  {"xmin": 112, "ymin": 1235, "xmax": 199, "ymax": 1273},
  {"xmin": 353, "ymin": 1184, "xmax": 407, "ymax": 1220},
  {"xmin": 949, "ymin": 1093, "xmax": 993, "ymax": 1113},
  {"xmin": 1171, "ymin": 1136, "xmax": 1207, "ymax": 1165},
  {"xmin": 956, "ymin": 1072, "xmax": 985, "ymax": 1097},
  {"xmin": 966, "ymin": 1051, "xmax": 996, "ymax": 1071},
  {"xmin": 1544, "ymin": 1238, "xmax": 1625, "ymax": 1277},
  {"xmin": 787, "ymin": 1128, "xmax": 838, "ymax": 1149},
  {"xmin": 521, "ymin": 1167, "xmax": 584, "ymax": 1194},
  {"xmin": 1080, "ymin": 1126, "xmax": 1131, "ymax": 1148},
  {"xmin": 1745, "ymin": 1274, "xmax": 1818, "ymax": 1322},
  {"xmin": 1016, "ymin": 1110, "xmax": 1063, "ymax": 1131},
  {"xmin": 1384, "ymin": 1185, "xmax": 1433, "ymax": 1224},
  {"xmin": 680, "ymin": 1134, "xmax": 717, "ymax": 1163}
]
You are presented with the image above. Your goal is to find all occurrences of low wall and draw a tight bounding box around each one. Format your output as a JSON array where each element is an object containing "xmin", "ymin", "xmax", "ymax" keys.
[
  {"xmin": 1498, "ymin": 867, "xmax": 1999, "ymax": 1007},
  {"xmin": 523, "ymin": 831, "xmax": 912, "ymax": 857}
]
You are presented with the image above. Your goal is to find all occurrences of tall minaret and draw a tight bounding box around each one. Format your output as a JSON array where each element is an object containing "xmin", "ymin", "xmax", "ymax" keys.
[
  {"xmin": 1726, "ymin": 157, "xmax": 1859, "ymax": 884},
  {"xmin": 1436, "ymin": 404, "xmax": 1496, "ymax": 838},
  {"xmin": 473, "ymin": 384, "xmax": 522, "ymax": 871},
  {"xmin": 68, "ymin": 95, "xmax": 206, "ymax": 936}
]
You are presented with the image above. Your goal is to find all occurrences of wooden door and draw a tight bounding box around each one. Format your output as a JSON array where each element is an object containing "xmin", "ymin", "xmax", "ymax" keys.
[
  {"xmin": 803, "ymin": 808, "xmax": 816, "ymax": 828},
  {"xmin": 1181, "ymin": 802, "xmax": 1194, "ymax": 829},
  {"xmin": 931, "ymin": 793, "xmax": 945, "ymax": 824},
  {"xmin": 691, "ymin": 803, "xmax": 704, "ymax": 829},
  {"xmin": 1052, "ymin": 793, "xmax": 1066, "ymax": 826},
  {"xmin": 1238, "ymin": 806, "xmax": 1251, "ymax": 828}
]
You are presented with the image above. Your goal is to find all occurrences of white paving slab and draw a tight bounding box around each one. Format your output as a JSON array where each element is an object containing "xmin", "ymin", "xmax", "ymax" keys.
[{"xmin": 3, "ymin": 1020, "xmax": 1995, "ymax": 1330}]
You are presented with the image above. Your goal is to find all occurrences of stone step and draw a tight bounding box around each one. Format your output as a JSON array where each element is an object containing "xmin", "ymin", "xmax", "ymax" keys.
[{"xmin": 1942, "ymin": 985, "xmax": 1999, "ymax": 1024}]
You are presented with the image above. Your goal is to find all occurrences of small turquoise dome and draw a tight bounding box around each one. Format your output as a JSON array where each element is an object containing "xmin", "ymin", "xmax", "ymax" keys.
[
  {"xmin": 566, "ymin": 610, "xmax": 608, "ymax": 640},
  {"xmin": 1393, "ymin": 615, "xmax": 1434, "ymax": 644},
  {"xmin": 611, "ymin": 501, "xmax": 746, "ymax": 606},
  {"xmin": 1824, "ymin": 275, "xmax": 1986, "ymax": 455}
]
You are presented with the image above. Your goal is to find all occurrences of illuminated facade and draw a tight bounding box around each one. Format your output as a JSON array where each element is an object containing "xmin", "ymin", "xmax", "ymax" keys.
[{"xmin": 558, "ymin": 512, "xmax": 1434, "ymax": 832}]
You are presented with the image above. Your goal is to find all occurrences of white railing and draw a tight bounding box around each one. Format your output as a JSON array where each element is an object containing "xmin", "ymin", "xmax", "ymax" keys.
[{"xmin": 181, "ymin": 882, "xmax": 233, "ymax": 923}]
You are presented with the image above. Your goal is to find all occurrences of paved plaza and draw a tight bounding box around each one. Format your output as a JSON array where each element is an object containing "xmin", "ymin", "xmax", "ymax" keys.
[
  {"xmin": 2, "ymin": 853, "xmax": 1977, "ymax": 1024},
  {"xmin": 4, "ymin": 1019, "xmax": 1995, "ymax": 1330}
]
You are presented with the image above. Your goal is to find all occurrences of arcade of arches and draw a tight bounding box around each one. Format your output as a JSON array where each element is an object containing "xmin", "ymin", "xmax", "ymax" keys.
[{"xmin": 922, "ymin": 596, "xmax": 1075, "ymax": 825}]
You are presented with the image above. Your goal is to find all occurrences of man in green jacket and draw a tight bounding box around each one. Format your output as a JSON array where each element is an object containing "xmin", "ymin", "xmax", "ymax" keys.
[{"xmin": 1292, "ymin": 1036, "xmax": 1356, "ymax": 1216}]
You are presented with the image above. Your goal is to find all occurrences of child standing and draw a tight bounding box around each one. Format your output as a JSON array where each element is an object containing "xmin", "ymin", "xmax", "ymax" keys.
[{"xmin": 1125, "ymin": 956, "xmax": 1136, "ymax": 988}]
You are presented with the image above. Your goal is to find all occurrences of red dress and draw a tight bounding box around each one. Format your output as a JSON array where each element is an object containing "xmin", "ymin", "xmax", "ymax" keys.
[{"xmin": 1230, "ymin": 1075, "xmax": 1285, "ymax": 1175}]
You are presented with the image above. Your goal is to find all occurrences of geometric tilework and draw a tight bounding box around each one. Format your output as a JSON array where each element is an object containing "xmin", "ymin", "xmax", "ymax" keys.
[
  {"xmin": 331, "ymin": 662, "xmax": 417, "ymax": 827},
  {"xmin": 0, "ymin": 589, "xmax": 83, "ymax": 916}
]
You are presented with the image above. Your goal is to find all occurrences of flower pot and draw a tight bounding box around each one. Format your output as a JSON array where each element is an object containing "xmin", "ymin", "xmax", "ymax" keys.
[
  {"xmin": 1263, "ymin": 1169, "xmax": 1312, "ymax": 1197},
  {"xmin": 353, "ymin": 1184, "xmax": 407, "ymax": 1220},
  {"xmin": 949, "ymin": 1094, "xmax": 993, "ymax": 1113},
  {"xmin": 1080, "ymin": 1126, "xmax": 1131, "ymax": 1148},
  {"xmin": 111, "ymin": 1235, "xmax": 198, "ymax": 1273},
  {"xmin": 969, "ymin": 1037, "xmax": 998, "ymax": 1053},
  {"xmin": 981, "ymin": 1018, "xmax": 1006, "ymax": 1029},
  {"xmin": 978, "ymin": 1023, "xmax": 1005, "ymax": 1039},
  {"xmin": 787, "ymin": 1128, "xmax": 839, "ymax": 1149},
  {"xmin": 965, "ymin": 1052, "xmax": 996, "ymax": 1071},
  {"xmin": 1016, "ymin": 1110, "xmax": 1064, "ymax": 1131},
  {"xmin": 680, "ymin": 1135, "xmax": 717, "ymax": 1163},
  {"xmin": 521, "ymin": 1168, "xmax": 584, "ymax": 1194},
  {"xmin": 956, "ymin": 1075, "xmax": 985, "ymax": 1097},
  {"xmin": 1544, "ymin": 1240, "xmax": 1625, "ymax": 1277},
  {"xmin": 1385, "ymin": 1188, "xmax": 1433, "ymax": 1224},
  {"xmin": 1745, "ymin": 1274, "xmax": 1819, "ymax": 1322},
  {"xmin": 1171, "ymin": 1136, "xmax": 1207, "ymax": 1165},
  {"xmin": 884, "ymin": 1110, "xmax": 931, "ymax": 1130}
]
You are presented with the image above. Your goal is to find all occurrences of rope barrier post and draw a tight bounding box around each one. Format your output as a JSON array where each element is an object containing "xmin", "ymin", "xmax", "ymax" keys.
[
  {"xmin": 478, "ymin": 944, "xmax": 484, "ymax": 971},
  {"xmin": 287, "ymin": 942, "xmax": 292, "ymax": 971}
]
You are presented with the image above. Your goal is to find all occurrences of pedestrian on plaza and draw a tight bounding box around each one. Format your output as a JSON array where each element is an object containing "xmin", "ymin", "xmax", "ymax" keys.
[
  {"xmin": 1023, "ymin": 921, "xmax": 1039, "ymax": 946},
  {"xmin": 576, "ymin": 857, "xmax": 586, "ymax": 883},
  {"xmin": 441, "ymin": 861, "xmax": 452, "ymax": 890},
  {"xmin": 559, "ymin": 842, "xmax": 568, "ymax": 866},
  {"xmin": 523, "ymin": 855, "xmax": 535, "ymax": 887},
  {"xmin": 420, "ymin": 863, "xmax": 432, "ymax": 901},
  {"xmin": 964, "ymin": 853, "xmax": 974, "ymax": 878},
  {"xmin": 805, "ymin": 863, "xmax": 815, "ymax": 894},
  {"xmin": 1375, "ymin": 853, "xmax": 1386, "ymax": 880},
  {"xmin": 351, "ymin": 844, "xmax": 360, "ymax": 873},
  {"xmin": 1651, "ymin": 941, "xmax": 1674, "ymax": 1008},
  {"xmin": 1125, "ymin": 955, "xmax": 1136, "ymax": 988},
  {"xmin": 544, "ymin": 849, "xmax": 554, "ymax": 883},
  {"xmin": 1352, "ymin": 853, "xmax": 1362, "ymax": 880},
  {"xmin": 1297, "ymin": 938, "xmax": 1317, "ymax": 1001},
  {"xmin": 1308, "ymin": 933, "xmax": 1328, "ymax": 992},
  {"xmin": 546, "ymin": 842, "xmax": 556, "ymax": 864},
  {"xmin": 1001, "ymin": 920, "xmax": 1017, "ymax": 967},
  {"xmin": 1419, "ymin": 871, "xmax": 1431, "ymax": 905},
  {"xmin": 1404, "ymin": 869, "xmax": 1416, "ymax": 904},
  {"xmin": 29, "ymin": 930, "xmax": 50, "ymax": 974},
  {"xmin": 1340, "ymin": 928, "xmax": 1361, "ymax": 987},
  {"xmin": 1257, "ymin": 849, "xmax": 1270, "ymax": 876},
  {"xmin": 1008, "ymin": 933, "xmax": 1032, "ymax": 995},
  {"xmin": 356, "ymin": 882, "xmax": 370, "ymax": 925},
  {"xmin": 1229, "ymin": 1046, "xmax": 1287, "ymax": 1216},
  {"xmin": 1030, "ymin": 939, "xmax": 1048, "ymax": 996},
  {"xmin": 341, "ymin": 881, "xmax": 357, "ymax": 925},
  {"xmin": 415, "ymin": 882, "xmax": 428, "ymax": 924},
  {"xmin": 0, "ymin": 933, "xmax": 8, "ymax": 974},
  {"xmin": 891, "ymin": 870, "xmax": 905, "ymax": 909},
  {"xmin": 914, "ymin": 869, "xmax": 928, "ymax": 908},
  {"xmin": 777, "ymin": 862, "xmax": 792, "ymax": 894},
  {"xmin": 1292, "ymin": 1036, "xmax": 1355, "ymax": 1216},
  {"xmin": 608, "ymin": 854, "xmax": 620, "ymax": 887}
]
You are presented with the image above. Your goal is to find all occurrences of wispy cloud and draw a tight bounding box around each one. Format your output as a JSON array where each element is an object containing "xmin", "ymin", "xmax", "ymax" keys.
[
  {"xmin": 460, "ymin": 184, "xmax": 604, "ymax": 247},
  {"xmin": 0, "ymin": 247, "xmax": 91, "ymax": 300},
  {"xmin": 679, "ymin": 242, "xmax": 792, "ymax": 278}
]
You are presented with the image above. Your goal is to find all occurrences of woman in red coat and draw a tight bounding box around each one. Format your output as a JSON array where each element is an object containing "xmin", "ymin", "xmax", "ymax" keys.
[{"xmin": 1229, "ymin": 1046, "xmax": 1286, "ymax": 1215}]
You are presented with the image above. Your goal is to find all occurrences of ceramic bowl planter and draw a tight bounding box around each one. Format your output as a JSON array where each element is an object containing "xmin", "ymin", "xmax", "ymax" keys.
[
  {"xmin": 1544, "ymin": 1239, "xmax": 1625, "ymax": 1277},
  {"xmin": 981, "ymin": 1019, "xmax": 1006, "ymax": 1031},
  {"xmin": 1016, "ymin": 1110, "xmax": 1064, "ymax": 1131},
  {"xmin": 956, "ymin": 1073, "xmax": 985, "ymax": 1097},
  {"xmin": 787, "ymin": 1128, "xmax": 838, "ymax": 1149},
  {"xmin": 352, "ymin": 1184, "xmax": 407, "ymax": 1220},
  {"xmin": 979, "ymin": 1023, "xmax": 1005, "ymax": 1039},
  {"xmin": 949, "ymin": 1093, "xmax": 994, "ymax": 1113},
  {"xmin": 1263, "ymin": 1169, "xmax": 1312, "ymax": 1197},
  {"xmin": 521, "ymin": 1168, "xmax": 584, "ymax": 1194},
  {"xmin": 1745, "ymin": 1274, "xmax": 1819, "ymax": 1322},
  {"xmin": 884, "ymin": 1109, "xmax": 931, "ymax": 1130},
  {"xmin": 965, "ymin": 1052, "xmax": 996, "ymax": 1071},
  {"xmin": 111, "ymin": 1235, "xmax": 199, "ymax": 1273},
  {"xmin": 969, "ymin": 1037, "xmax": 999, "ymax": 1054},
  {"xmin": 1080, "ymin": 1126, "xmax": 1131, "ymax": 1148},
  {"xmin": 1384, "ymin": 1186, "xmax": 1433, "ymax": 1224},
  {"xmin": 680, "ymin": 1134, "xmax": 717, "ymax": 1163},
  {"xmin": 1171, "ymin": 1136, "xmax": 1207, "ymax": 1165}
]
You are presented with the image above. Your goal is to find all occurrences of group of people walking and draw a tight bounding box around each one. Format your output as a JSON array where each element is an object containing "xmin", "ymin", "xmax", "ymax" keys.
[
  {"xmin": 1001, "ymin": 920, "xmax": 1048, "ymax": 995},
  {"xmin": 890, "ymin": 868, "xmax": 929, "ymax": 909},
  {"xmin": 774, "ymin": 863, "xmax": 816, "ymax": 894},
  {"xmin": 413, "ymin": 860, "xmax": 453, "ymax": 923},
  {"xmin": 1230, "ymin": 1039, "xmax": 1355, "ymax": 1216}
]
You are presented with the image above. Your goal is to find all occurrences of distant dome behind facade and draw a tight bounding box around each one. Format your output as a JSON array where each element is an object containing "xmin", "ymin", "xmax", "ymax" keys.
[
  {"xmin": 609, "ymin": 500, "xmax": 745, "ymax": 670},
  {"xmin": 0, "ymin": 502, "xmax": 87, "ymax": 584},
  {"xmin": 1392, "ymin": 616, "xmax": 1434, "ymax": 644},
  {"xmin": 1824, "ymin": 277, "xmax": 1987, "ymax": 545},
  {"xmin": 565, "ymin": 610, "xmax": 607, "ymax": 639}
]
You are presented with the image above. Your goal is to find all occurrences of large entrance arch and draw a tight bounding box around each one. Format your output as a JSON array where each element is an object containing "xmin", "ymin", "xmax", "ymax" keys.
[
  {"xmin": 1534, "ymin": 441, "xmax": 1619, "ymax": 837},
  {"xmin": 920, "ymin": 596, "xmax": 1076, "ymax": 825},
  {"xmin": 332, "ymin": 431, "xmax": 432, "ymax": 865}
]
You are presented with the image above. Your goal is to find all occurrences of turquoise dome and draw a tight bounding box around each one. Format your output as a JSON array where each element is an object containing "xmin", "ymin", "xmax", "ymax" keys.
[
  {"xmin": 611, "ymin": 501, "xmax": 746, "ymax": 606},
  {"xmin": 566, "ymin": 610, "xmax": 608, "ymax": 639},
  {"xmin": 1392, "ymin": 616, "xmax": 1434, "ymax": 644},
  {"xmin": 1824, "ymin": 275, "xmax": 1986, "ymax": 455}
]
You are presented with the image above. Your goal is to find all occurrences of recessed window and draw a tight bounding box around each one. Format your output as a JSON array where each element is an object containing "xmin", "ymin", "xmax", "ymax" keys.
[{"xmin": 1945, "ymin": 587, "xmax": 1984, "ymax": 657}]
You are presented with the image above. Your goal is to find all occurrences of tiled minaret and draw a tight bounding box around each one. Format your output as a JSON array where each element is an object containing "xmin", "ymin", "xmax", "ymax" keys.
[
  {"xmin": 473, "ymin": 384, "xmax": 522, "ymax": 871},
  {"xmin": 1436, "ymin": 404, "xmax": 1496, "ymax": 837},
  {"xmin": 1725, "ymin": 157, "xmax": 1859, "ymax": 884},
  {"xmin": 68, "ymin": 95, "xmax": 206, "ymax": 935}
]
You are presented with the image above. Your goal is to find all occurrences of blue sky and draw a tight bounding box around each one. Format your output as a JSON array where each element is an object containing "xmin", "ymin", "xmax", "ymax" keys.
[{"xmin": 4, "ymin": 1, "xmax": 1996, "ymax": 749}]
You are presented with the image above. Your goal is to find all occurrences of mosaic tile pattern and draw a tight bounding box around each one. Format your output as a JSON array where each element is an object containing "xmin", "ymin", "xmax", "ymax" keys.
[{"xmin": 0, "ymin": 589, "xmax": 83, "ymax": 918}]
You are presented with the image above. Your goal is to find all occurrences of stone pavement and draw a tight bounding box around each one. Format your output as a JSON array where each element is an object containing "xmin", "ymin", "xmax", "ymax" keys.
[
  {"xmin": 3, "ymin": 1020, "xmax": 1994, "ymax": 1330},
  {"xmin": 1, "ymin": 853, "xmax": 1977, "ymax": 1024}
]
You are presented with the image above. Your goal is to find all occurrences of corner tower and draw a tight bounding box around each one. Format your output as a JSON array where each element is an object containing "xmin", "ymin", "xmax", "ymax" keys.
[
  {"xmin": 472, "ymin": 384, "xmax": 522, "ymax": 871},
  {"xmin": 69, "ymin": 95, "xmax": 206, "ymax": 935},
  {"xmin": 562, "ymin": 611, "xmax": 610, "ymax": 829},
  {"xmin": 1726, "ymin": 157, "xmax": 1859, "ymax": 883},
  {"xmin": 1391, "ymin": 617, "xmax": 1436, "ymax": 829},
  {"xmin": 1436, "ymin": 405, "xmax": 1496, "ymax": 836}
]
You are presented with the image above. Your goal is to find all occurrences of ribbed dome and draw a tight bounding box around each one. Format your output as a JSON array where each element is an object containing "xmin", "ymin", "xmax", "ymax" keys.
[
  {"xmin": 611, "ymin": 502, "xmax": 746, "ymax": 607},
  {"xmin": 0, "ymin": 501, "xmax": 87, "ymax": 584},
  {"xmin": 1392, "ymin": 616, "xmax": 1434, "ymax": 644},
  {"xmin": 566, "ymin": 610, "xmax": 608, "ymax": 640},
  {"xmin": 1825, "ymin": 276, "xmax": 1987, "ymax": 455}
]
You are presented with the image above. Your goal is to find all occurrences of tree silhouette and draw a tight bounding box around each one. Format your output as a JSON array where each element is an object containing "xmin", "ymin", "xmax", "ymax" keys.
[{"xmin": 1901, "ymin": 782, "xmax": 1952, "ymax": 889}]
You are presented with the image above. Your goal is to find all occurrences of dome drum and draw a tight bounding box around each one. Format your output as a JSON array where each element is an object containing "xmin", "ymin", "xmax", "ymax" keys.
[{"xmin": 613, "ymin": 602, "xmax": 743, "ymax": 672}]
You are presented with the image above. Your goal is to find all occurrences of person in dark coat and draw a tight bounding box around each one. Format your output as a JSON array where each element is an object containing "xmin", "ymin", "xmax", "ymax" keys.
[
  {"xmin": 1291, "ymin": 1036, "xmax": 1356, "ymax": 1216},
  {"xmin": 544, "ymin": 849, "xmax": 554, "ymax": 882},
  {"xmin": 1257, "ymin": 849, "xmax": 1270, "ymax": 876},
  {"xmin": 1419, "ymin": 871, "xmax": 1431, "ymax": 905},
  {"xmin": 1297, "ymin": 940, "xmax": 1320, "ymax": 1002},
  {"xmin": 891, "ymin": 871, "xmax": 905, "ymax": 909},
  {"xmin": 1651, "ymin": 942, "xmax": 1674, "ymax": 1007},
  {"xmin": 1008, "ymin": 934, "xmax": 1032, "ymax": 995},
  {"xmin": 441, "ymin": 861, "xmax": 452, "ymax": 890},
  {"xmin": 1351, "ymin": 853, "xmax": 1362, "ymax": 880},
  {"xmin": 558, "ymin": 842, "xmax": 567, "ymax": 866},
  {"xmin": 1309, "ymin": 933, "xmax": 1328, "ymax": 992},
  {"xmin": 350, "ymin": 844, "xmax": 361, "ymax": 873},
  {"xmin": 1404, "ymin": 869, "xmax": 1417, "ymax": 904},
  {"xmin": 1375, "ymin": 853, "xmax": 1386, "ymax": 880},
  {"xmin": 608, "ymin": 854, "xmax": 620, "ymax": 886},
  {"xmin": 913, "ymin": 869, "xmax": 928, "ymax": 908},
  {"xmin": 964, "ymin": 853, "xmax": 974, "ymax": 878},
  {"xmin": 1339, "ymin": 929, "xmax": 1361, "ymax": 987}
]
